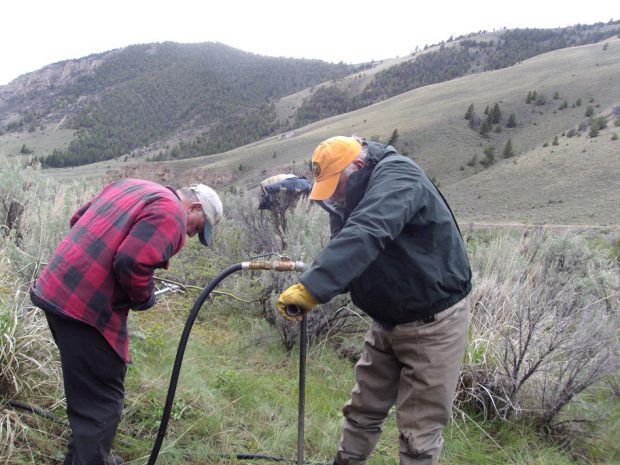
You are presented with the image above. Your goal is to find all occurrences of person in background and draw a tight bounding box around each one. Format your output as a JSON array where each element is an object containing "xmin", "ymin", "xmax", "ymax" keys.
[
  {"xmin": 277, "ymin": 136, "xmax": 471, "ymax": 465},
  {"xmin": 30, "ymin": 178, "xmax": 223, "ymax": 465},
  {"xmin": 257, "ymin": 173, "xmax": 312, "ymax": 234}
]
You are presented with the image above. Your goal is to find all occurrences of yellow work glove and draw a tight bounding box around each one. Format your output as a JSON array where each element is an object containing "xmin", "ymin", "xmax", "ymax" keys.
[{"xmin": 276, "ymin": 283, "xmax": 319, "ymax": 322}]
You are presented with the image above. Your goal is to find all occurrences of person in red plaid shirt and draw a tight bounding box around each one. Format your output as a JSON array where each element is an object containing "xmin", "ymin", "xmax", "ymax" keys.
[{"xmin": 30, "ymin": 178, "xmax": 223, "ymax": 465}]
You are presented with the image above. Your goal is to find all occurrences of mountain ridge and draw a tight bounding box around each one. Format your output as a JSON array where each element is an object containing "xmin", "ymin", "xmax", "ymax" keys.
[{"xmin": 1, "ymin": 25, "xmax": 619, "ymax": 225}]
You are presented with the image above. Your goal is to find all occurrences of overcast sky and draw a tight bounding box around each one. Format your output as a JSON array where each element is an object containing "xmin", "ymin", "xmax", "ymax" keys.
[{"xmin": 2, "ymin": 0, "xmax": 619, "ymax": 86}]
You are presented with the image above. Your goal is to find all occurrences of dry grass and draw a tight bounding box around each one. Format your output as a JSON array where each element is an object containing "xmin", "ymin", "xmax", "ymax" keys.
[
  {"xmin": 0, "ymin": 240, "xmax": 65, "ymax": 464},
  {"xmin": 459, "ymin": 228, "xmax": 619, "ymax": 432}
]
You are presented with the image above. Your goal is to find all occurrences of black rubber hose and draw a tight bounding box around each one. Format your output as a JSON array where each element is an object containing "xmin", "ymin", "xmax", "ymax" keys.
[
  {"xmin": 147, "ymin": 263, "xmax": 242, "ymax": 465},
  {"xmin": 5, "ymin": 399, "xmax": 69, "ymax": 426}
]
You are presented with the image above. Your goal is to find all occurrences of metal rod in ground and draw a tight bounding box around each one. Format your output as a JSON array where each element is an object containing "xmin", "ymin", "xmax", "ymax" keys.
[{"xmin": 297, "ymin": 315, "xmax": 307, "ymax": 465}]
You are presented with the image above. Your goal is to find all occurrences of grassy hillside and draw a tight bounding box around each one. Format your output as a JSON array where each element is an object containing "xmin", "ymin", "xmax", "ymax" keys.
[
  {"xmin": 55, "ymin": 37, "xmax": 620, "ymax": 226},
  {"xmin": 287, "ymin": 22, "xmax": 620, "ymax": 128},
  {"xmin": 8, "ymin": 37, "xmax": 619, "ymax": 226},
  {"xmin": 3, "ymin": 22, "xmax": 619, "ymax": 169}
]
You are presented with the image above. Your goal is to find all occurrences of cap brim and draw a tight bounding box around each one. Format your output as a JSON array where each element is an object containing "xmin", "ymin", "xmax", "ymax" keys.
[
  {"xmin": 198, "ymin": 221, "xmax": 213, "ymax": 247},
  {"xmin": 309, "ymin": 173, "xmax": 340, "ymax": 201}
]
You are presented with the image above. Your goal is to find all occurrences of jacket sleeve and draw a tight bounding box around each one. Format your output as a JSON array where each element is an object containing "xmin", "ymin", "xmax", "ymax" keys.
[
  {"xmin": 112, "ymin": 201, "xmax": 185, "ymax": 309},
  {"xmin": 300, "ymin": 157, "xmax": 424, "ymax": 303}
]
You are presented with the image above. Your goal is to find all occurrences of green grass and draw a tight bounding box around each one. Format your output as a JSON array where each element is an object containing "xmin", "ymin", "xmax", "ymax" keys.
[
  {"xmin": 3, "ymin": 153, "xmax": 619, "ymax": 464},
  {"xmin": 0, "ymin": 126, "xmax": 74, "ymax": 158},
  {"xmin": 95, "ymin": 286, "xmax": 617, "ymax": 465},
  {"xmin": 2, "ymin": 249, "xmax": 618, "ymax": 464}
]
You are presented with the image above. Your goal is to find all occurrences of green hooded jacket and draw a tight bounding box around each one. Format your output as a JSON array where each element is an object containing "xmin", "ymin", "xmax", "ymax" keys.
[{"xmin": 300, "ymin": 142, "xmax": 472, "ymax": 326}]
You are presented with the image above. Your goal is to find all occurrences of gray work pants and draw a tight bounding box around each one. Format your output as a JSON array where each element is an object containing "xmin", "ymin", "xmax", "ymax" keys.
[{"xmin": 335, "ymin": 296, "xmax": 470, "ymax": 465}]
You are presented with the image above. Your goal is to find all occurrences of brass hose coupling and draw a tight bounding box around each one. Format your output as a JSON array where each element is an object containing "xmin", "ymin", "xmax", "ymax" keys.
[{"xmin": 241, "ymin": 260, "xmax": 307, "ymax": 272}]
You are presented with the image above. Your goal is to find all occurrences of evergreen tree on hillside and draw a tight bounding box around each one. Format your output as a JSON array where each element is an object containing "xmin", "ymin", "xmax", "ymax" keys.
[
  {"xmin": 464, "ymin": 103, "xmax": 474, "ymax": 120},
  {"xmin": 526, "ymin": 91, "xmax": 533, "ymax": 104},
  {"xmin": 480, "ymin": 146, "xmax": 495, "ymax": 167},
  {"xmin": 502, "ymin": 138, "xmax": 514, "ymax": 158},
  {"xmin": 489, "ymin": 103, "xmax": 502, "ymax": 124},
  {"xmin": 387, "ymin": 129, "xmax": 400, "ymax": 146},
  {"xmin": 479, "ymin": 119, "xmax": 491, "ymax": 138},
  {"xmin": 506, "ymin": 113, "xmax": 517, "ymax": 128}
]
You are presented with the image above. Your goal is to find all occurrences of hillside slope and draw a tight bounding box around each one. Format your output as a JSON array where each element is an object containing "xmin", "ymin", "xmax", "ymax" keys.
[
  {"xmin": 169, "ymin": 38, "xmax": 620, "ymax": 225},
  {"xmin": 0, "ymin": 42, "xmax": 355, "ymax": 165},
  {"xmin": 19, "ymin": 38, "xmax": 620, "ymax": 226}
]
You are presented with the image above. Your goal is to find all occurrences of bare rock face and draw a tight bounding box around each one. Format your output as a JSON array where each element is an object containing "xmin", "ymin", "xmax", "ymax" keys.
[
  {"xmin": 0, "ymin": 51, "xmax": 120, "ymax": 128},
  {"xmin": 1, "ymin": 53, "xmax": 109, "ymax": 98}
]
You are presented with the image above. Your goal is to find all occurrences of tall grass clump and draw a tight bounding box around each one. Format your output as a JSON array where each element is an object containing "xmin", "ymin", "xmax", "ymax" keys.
[
  {"xmin": 1, "ymin": 157, "xmax": 100, "ymax": 462},
  {"xmin": 0, "ymin": 239, "xmax": 66, "ymax": 463},
  {"xmin": 460, "ymin": 229, "xmax": 619, "ymax": 440}
]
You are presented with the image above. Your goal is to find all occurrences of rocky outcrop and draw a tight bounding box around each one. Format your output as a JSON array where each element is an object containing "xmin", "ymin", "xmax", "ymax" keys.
[{"xmin": 0, "ymin": 52, "xmax": 111, "ymax": 100}]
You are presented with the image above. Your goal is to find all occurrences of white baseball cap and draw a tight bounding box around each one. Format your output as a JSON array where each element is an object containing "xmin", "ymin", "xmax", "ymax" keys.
[{"xmin": 189, "ymin": 184, "xmax": 223, "ymax": 246}]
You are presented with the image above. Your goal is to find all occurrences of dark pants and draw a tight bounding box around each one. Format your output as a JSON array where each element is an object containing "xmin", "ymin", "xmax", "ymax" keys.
[{"xmin": 45, "ymin": 312, "xmax": 127, "ymax": 465}]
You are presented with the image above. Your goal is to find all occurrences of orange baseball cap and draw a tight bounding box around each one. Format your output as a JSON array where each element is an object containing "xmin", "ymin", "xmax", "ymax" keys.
[{"xmin": 309, "ymin": 136, "xmax": 362, "ymax": 200}]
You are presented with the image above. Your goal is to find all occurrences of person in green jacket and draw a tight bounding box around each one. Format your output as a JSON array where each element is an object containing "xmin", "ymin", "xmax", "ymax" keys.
[{"xmin": 277, "ymin": 136, "xmax": 472, "ymax": 465}]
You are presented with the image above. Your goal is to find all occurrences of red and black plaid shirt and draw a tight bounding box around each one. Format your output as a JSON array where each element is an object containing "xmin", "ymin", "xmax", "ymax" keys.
[{"xmin": 30, "ymin": 179, "xmax": 187, "ymax": 362}]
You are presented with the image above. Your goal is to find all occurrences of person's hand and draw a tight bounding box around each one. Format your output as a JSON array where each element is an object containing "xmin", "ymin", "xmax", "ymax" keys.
[{"xmin": 276, "ymin": 283, "xmax": 319, "ymax": 321}]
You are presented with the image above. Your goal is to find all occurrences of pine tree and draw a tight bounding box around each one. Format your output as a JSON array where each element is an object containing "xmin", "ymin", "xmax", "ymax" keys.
[
  {"xmin": 480, "ymin": 146, "xmax": 495, "ymax": 167},
  {"xmin": 479, "ymin": 119, "xmax": 491, "ymax": 137},
  {"xmin": 388, "ymin": 129, "xmax": 400, "ymax": 146},
  {"xmin": 502, "ymin": 138, "xmax": 514, "ymax": 158},
  {"xmin": 464, "ymin": 103, "xmax": 474, "ymax": 120},
  {"xmin": 552, "ymin": 136, "xmax": 559, "ymax": 146},
  {"xmin": 506, "ymin": 113, "xmax": 517, "ymax": 128},
  {"xmin": 491, "ymin": 103, "xmax": 502, "ymax": 124}
]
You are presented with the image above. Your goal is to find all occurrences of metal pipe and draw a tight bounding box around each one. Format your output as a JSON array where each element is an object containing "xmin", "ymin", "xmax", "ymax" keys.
[
  {"xmin": 297, "ymin": 315, "xmax": 307, "ymax": 465},
  {"xmin": 242, "ymin": 260, "xmax": 307, "ymax": 272}
]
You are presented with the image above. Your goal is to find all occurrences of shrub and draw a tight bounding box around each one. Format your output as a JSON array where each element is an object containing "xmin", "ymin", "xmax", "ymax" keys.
[
  {"xmin": 0, "ymin": 156, "xmax": 98, "ymax": 280},
  {"xmin": 589, "ymin": 125, "xmax": 599, "ymax": 138},
  {"xmin": 211, "ymin": 192, "xmax": 369, "ymax": 353},
  {"xmin": 466, "ymin": 154, "xmax": 478, "ymax": 167},
  {"xmin": 506, "ymin": 113, "xmax": 517, "ymax": 128},
  {"xmin": 459, "ymin": 230, "xmax": 619, "ymax": 431},
  {"xmin": 534, "ymin": 94, "xmax": 547, "ymax": 106},
  {"xmin": 480, "ymin": 147, "xmax": 495, "ymax": 167}
]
